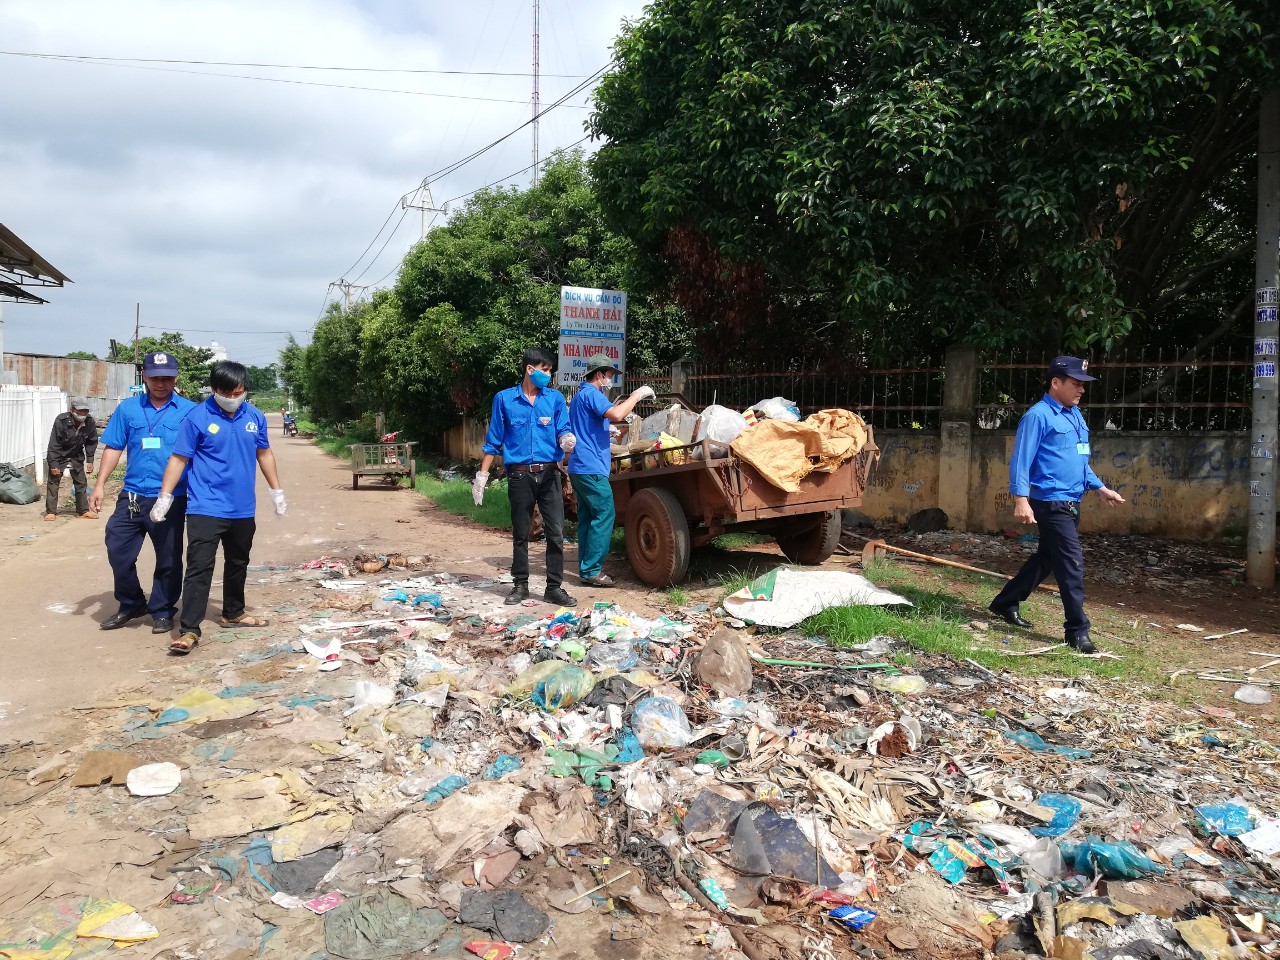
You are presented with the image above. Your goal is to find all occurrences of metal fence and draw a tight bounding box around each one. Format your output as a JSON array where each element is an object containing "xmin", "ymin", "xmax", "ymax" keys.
[
  {"xmin": 626, "ymin": 346, "xmax": 1254, "ymax": 433},
  {"xmin": 977, "ymin": 347, "xmax": 1253, "ymax": 432}
]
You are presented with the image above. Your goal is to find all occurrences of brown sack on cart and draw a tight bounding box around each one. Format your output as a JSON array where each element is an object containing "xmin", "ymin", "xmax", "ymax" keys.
[{"xmin": 730, "ymin": 408, "xmax": 870, "ymax": 493}]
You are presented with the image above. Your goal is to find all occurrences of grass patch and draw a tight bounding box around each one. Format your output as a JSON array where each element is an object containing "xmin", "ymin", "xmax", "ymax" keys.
[
  {"xmin": 411, "ymin": 468, "xmax": 513, "ymax": 530},
  {"xmin": 803, "ymin": 559, "xmax": 1176, "ymax": 685},
  {"xmin": 716, "ymin": 566, "xmax": 756, "ymax": 597},
  {"xmin": 666, "ymin": 586, "xmax": 691, "ymax": 606},
  {"xmin": 296, "ymin": 419, "xmax": 375, "ymax": 460},
  {"xmin": 711, "ymin": 532, "xmax": 772, "ymax": 551}
]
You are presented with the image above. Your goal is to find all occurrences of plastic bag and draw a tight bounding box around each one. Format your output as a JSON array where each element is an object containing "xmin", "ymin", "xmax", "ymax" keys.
[
  {"xmin": 531, "ymin": 666, "xmax": 596, "ymax": 711},
  {"xmin": 631, "ymin": 696, "xmax": 693, "ymax": 749},
  {"xmin": 695, "ymin": 627, "xmax": 752, "ymax": 697},
  {"xmin": 1195, "ymin": 803, "xmax": 1254, "ymax": 837},
  {"xmin": 695, "ymin": 405, "xmax": 748, "ymax": 457},
  {"xmin": 1030, "ymin": 793, "xmax": 1082, "ymax": 838},
  {"xmin": 1060, "ymin": 836, "xmax": 1166, "ymax": 879},
  {"xmin": 751, "ymin": 397, "xmax": 801, "ymax": 422},
  {"xmin": 588, "ymin": 637, "xmax": 640, "ymax": 670},
  {"xmin": 504, "ymin": 660, "xmax": 567, "ymax": 697},
  {"xmin": 0, "ymin": 462, "xmax": 40, "ymax": 505}
]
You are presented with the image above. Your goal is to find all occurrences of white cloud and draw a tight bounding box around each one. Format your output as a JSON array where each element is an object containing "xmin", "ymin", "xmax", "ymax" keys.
[{"xmin": 1, "ymin": 0, "xmax": 640, "ymax": 366}]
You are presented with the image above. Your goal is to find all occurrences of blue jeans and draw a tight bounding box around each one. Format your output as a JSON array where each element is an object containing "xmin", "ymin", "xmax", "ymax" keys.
[
  {"xmin": 570, "ymin": 474, "xmax": 615, "ymax": 579},
  {"xmin": 991, "ymin": 498, "xmax": 1090, "ymax": 640}
]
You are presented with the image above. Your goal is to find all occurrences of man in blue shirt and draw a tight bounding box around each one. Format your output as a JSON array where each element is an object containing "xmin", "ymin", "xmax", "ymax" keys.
[
  {"xmin": 990, "ymin": 356, "xmax": 1125, "ymax": 654},
  {"xmin": 567, "ymin": 354, "xmax": 654, "ymax": 587},
  {"xmin": 89, "ymin": 352, "xmax": 198, "ymax": 634},
  {"xmin": 150, "ymin": 361, "xmax": 287, "ymax": 654},
  {"xmin": 474, "ymin": 347, "xmax": 577, "ymax": 607}
]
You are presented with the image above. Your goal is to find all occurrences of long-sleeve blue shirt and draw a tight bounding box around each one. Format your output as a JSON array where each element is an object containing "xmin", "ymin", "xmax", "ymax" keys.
[
  {"xmin": 1009, "ymin": 394, "xmax": 1104, "ymax": 501},
  {"xmin": 482, "ymin": 383, "xmax": 571, "ymax": 464}
]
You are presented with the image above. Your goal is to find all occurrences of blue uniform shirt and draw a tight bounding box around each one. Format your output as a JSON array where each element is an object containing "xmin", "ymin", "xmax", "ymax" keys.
[
  {"xmin": 173, "ymin": 398, "xmax": 270, "ymax": 518},
  {"xmin": 567, "ymin": 382, "xmax": 614, "ymax": 476},
  {"xmin": 101, "ymin": 393, "xmax": 198, "ymax": 496},
  {"xmin": 1009, "ymin": 394, "xmax": 1104, "ymax": 501},
  {"xmin": 482, "ymin": 384, "xmax": 570, "ymax": 464}
]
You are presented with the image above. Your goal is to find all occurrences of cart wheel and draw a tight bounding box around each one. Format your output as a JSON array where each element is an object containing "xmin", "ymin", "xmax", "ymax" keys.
[
  {"xmin": 777, "ymin": 509, "xmax": 841, "ymax": 565},
  {"xmin": 352, "ymin": 475, "xmax": 359, "ymax": 490},
  {"xmin": 624, "ymin": 487, "xmax": 690, "ymax": 587}
]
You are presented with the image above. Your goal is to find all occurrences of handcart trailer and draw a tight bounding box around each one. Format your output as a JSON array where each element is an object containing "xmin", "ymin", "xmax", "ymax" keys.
[
  {"xmin": 609, "ymin": 428, "xmax": 877, "ymax": 587},
  {"xmin": 349, "ymin": 441, "xmax": 417, "ymax": 489}
]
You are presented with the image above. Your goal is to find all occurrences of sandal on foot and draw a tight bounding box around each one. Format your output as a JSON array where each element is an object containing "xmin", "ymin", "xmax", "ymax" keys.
[
  {"xmin": 43, "ymin": 513, "xmax": 56, "ymax": 521},
  {"xmin": 580, "ymin": 574, "xmax": 616, "ymax": 587},
  {"xmin": 219, "ymin": 614, "xmax": 270, "ymax": 627},
  {"xmin": 169, "ymin": 632, "xmax": 200, "ymax": 655}
]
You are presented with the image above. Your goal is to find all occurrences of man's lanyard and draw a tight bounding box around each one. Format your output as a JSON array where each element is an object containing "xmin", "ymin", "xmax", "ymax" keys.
[{"xmin": 141, "ymin": 396, "xmax": 173, "ymax": 437}]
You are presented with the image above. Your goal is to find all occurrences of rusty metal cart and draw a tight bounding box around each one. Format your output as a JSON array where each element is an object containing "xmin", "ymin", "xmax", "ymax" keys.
[
  {"xmin": 609, "ymin": 430, "xmax": 877, "ymax": 587},
  {"xmin": 349, "ymin": 441, "xmax": 417, "ymax": 489}
]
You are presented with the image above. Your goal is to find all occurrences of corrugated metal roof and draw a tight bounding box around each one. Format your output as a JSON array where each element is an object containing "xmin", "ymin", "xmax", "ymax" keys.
[
  {"xmin": 0, "ymin": 223, "xmax": 70, "ymax": 286},
  {"xmin": 2, "ymin": 353, "xmax": 136, "ymax": 423},
  {"xmin": 0, "ymin": 280, "xmax": 48, "ymax": 304}
]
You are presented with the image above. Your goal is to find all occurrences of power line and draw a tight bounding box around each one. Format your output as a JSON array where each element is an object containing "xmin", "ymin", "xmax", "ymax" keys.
[
  {"xmin": 334, "ymin": 63, "xmax": 609, "ymax": 282},
  {"xmin": 4, "ymin": 52, "xmax": 592, "ymax": 106},
  {"xmin": 140, "ymin": 324, "xmax": 306, "ymax": 334},
  {"xmin": 349, "ymin": 208, "xmax": 411, "ymax": 285},
  {"xmin": 0, "ymin": 49, "xmax": 590, "ymax": 77},
  {"xmin": 441, "ymin": 133, "xmax": 592, "ymax": 206}
]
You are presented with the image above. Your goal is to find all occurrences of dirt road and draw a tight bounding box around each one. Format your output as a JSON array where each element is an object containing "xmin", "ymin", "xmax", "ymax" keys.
[{"xmin": 0, "ymin": 417, "xmax": 662, "ymax": 744}]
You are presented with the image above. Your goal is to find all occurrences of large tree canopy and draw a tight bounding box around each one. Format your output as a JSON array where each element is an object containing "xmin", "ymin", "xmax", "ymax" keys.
[{"xmin": 590, "ymin": 0, "xmax": 1279, "ymax": 361}]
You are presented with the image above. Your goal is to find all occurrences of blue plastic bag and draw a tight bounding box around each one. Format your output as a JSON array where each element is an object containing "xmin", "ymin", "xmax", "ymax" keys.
[
  {"xmin": 1195, "ymin": 803, "xmax": 1254, "ymax": 837},
  {"xmin": 412, "ymin": 594, "xmax": 443, "ymax": 608},
  {"xmin": 1004, "ymin": 729, "xmax": 1091, "ymax": 760},
  {"xmin": 1060, "ymin": 836, "xmax": 1166, "ymax": 879},
  {"xmin": 1030, "ymin": 794, "xmax": 1082, "ymax": 838},
  {"xmin": 483, "ymin": 754, "xmax": 522, "ymax": 780}
]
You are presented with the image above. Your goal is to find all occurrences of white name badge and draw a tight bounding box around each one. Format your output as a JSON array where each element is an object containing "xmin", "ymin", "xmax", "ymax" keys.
[
  {"xmin": 141, "ymin": 437, "xmax": 162, "ymax": 449},
  {"xmin": 1077, "ymin": 442, "xmax": 1091, "ymax": 455}
]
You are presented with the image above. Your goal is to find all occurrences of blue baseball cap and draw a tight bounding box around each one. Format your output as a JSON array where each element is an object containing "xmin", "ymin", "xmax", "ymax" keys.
[
  {"xmin": 1048, "ymin": 356, "xmax": 1096, "ymax": 382},
  {"xmin": 142, "ymin": 351, "xmax": 180, "ymax": 376}
]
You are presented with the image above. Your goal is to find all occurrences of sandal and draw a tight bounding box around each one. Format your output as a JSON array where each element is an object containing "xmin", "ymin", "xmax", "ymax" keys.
[
  {"xmin": 43, "ymin": 513, "xmax": 56, "ymax": 521},
  {"xmin": 169, "ymin": 632, "xmax": 200, "ymax": 655},
  {"xmin": 219, "ymin": 614, "xmax": 271, "ymax": 627},
  {"xmin": 580, "ymin": 574, "xmax": 616, "ymax": 587}
]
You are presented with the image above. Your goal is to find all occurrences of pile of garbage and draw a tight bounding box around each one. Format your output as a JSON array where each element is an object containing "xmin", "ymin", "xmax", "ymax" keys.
[
  {"xmin": 2, "ymin": 558, "xmax": 1279, "ymax": 960},
  {"xmin": 614, "ymin": 397, "xmax": 873, "ymax": 493}
]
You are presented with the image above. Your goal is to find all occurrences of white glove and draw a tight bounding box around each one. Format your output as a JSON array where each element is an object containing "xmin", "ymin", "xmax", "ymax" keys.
[
  {"xmin": 270, "ymin": 488, "xmax": 288, "ymax": 517},
  {"xmin": 472, "ymin": 471, "xmax": 489, "ymax": 506},
  {"xmin": 632, "ymin": 385, "xmax": 656, "ymax": 402},
  {"xmin": 559, "ymin": 433, "xmax": 577, "ymax": 453},
  {"xmin": 150, "ymin": 493, "xmax": 174, "ymax": 523},
  {"xmin": 609, "ymin": 425, "xmax": 621, "ymax": 441}
]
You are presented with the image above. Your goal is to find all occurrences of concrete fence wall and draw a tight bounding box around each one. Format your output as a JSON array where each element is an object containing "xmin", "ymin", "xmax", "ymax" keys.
[{"xmin": 860, "ymin": 428, "xmax": 1248, "ymax": 538}]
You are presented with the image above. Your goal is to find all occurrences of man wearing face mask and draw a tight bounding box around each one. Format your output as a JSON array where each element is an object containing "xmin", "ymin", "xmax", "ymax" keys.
[
  {"xmin": 43, "ymin": 397, "xmax": 99, "ymax": 521},
  {"xmin": 89, "ymin": 351, "xmax": 197, "ymax": 634},
  {"xmin": 475, "ymin": 347, "xmax": 577, "ymax": 607},
  {"xmin": 151, "ymin": 361, "xmax": 286, "ymax": 654},
  {"xmin": 567, "ymin": 354, "xmax": 654, "ymax": 587}
]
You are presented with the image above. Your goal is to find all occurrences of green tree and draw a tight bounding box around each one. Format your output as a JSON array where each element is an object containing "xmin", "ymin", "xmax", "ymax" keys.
[
  {"xmin": 305, "ymin": 303, "xmax": 367, "ymax": 426},
  {"xmin": 390, "ymin": 150, "xmax": 690, "ymax": 431},
  {"xmin": 590, "ymin": 0, "xmax": 1280, "ymax": 360},
  {"xmin": 245, "ymin": 364, "xmax": 280, "ymax": 393},
  {"xmin": 110, "ymin": 333, "xmax": 214, "ymax": 398},
  {"xmin": 278, "ymin": 335, "xmax": 310, "ymax": 408},
  {"xmin": 66, "ymin": 350, "xmax": 98, "ymax": 360}
]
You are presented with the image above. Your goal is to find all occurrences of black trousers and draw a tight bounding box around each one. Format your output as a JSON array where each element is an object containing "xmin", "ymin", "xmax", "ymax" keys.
[
  {"xmin": 507, "ymin": 467, "xmax": 564, "ymax": 588},
  {"xmin": 991, "ymin": 498, "xmax": 1090, "ymax": 640},
  {"xmin": 105, "ymin": 492, "xmax": 186, "ymax": 619},
  {"xmin": 45, "ymin": 460, "xmax": 88, "ymax": 514},
  {"xmin": 180, "ymin": 514, "xmax": 256, "ymax": 636}
]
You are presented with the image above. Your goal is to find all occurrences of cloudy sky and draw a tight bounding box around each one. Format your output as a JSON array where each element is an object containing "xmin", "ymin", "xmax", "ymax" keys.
[{"xmin": 1, "ymin": 0, "xmax": 644, "ymax": 367}]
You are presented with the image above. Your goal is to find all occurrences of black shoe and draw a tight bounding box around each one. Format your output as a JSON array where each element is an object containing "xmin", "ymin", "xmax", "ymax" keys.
[
  {"xmin": 100, "ymin": 608, "xmax": 147, "ymax": 630},
  {"xmin": 505, "ymin": 584, "xmax": 529, "ymax": 605},
  {"xmin": 544, "ymin": 586, "xmax": 576, "ymax": 606},
  {"xmin": 1067, "ymin": 634, "xmax": 1098, "ymax": 654},
  {"xmin": 152, "ymin": 618, "xmax": 173, "ymax": 634},
  {"xmin": 989, "ymin": 605, "xmax": 1033, "ymax": 629}
]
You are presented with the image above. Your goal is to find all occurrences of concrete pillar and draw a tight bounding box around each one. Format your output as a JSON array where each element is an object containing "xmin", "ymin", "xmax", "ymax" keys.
[
  {"xmin": 670, "ymin": 357, "xmax": 691, "ymax": 399},
  {"xmin": 939, "ymin": 344, "xmax": 978, "ymax": 530}
]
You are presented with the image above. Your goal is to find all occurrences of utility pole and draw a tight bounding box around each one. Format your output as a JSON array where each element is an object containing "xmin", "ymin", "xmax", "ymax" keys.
[
  {"xmin": 334, "ymin": 280, "xmax": 367, "ymax": 315},
  {"xmin": 1247, "ymin": 89, "xmax": 1280, "ymax": 588},
  {"xmin": 532, "ymin": 0, "xmax": 540, "ymax": 186},
  {"xmin": 134, "ymin": 302, "xmax": 140, "ymax": 366},
  {"xmin": 401, "ymin": 183, "xmax": 448, "ymax": 240}
]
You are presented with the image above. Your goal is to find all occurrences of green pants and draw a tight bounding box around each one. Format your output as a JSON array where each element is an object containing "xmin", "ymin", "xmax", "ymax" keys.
[{"xmin": 570, "ymin": 474, "xmax": 615, "ymax": 579}]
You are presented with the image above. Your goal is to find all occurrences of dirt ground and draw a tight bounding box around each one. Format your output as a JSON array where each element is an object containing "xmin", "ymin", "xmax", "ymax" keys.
[{"xmin": 0, "ymin": 421, "xmax": 666, "ymax": 745}]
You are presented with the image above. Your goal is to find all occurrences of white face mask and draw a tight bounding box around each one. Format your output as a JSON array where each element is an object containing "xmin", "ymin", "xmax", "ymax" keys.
[
  {"xmin": 214, "ymin": 393, "xmax": 246, "ymax": 413},
  {"xmin": 71, "ymin": 412, "xmax": 87, "ymax": 422}
]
